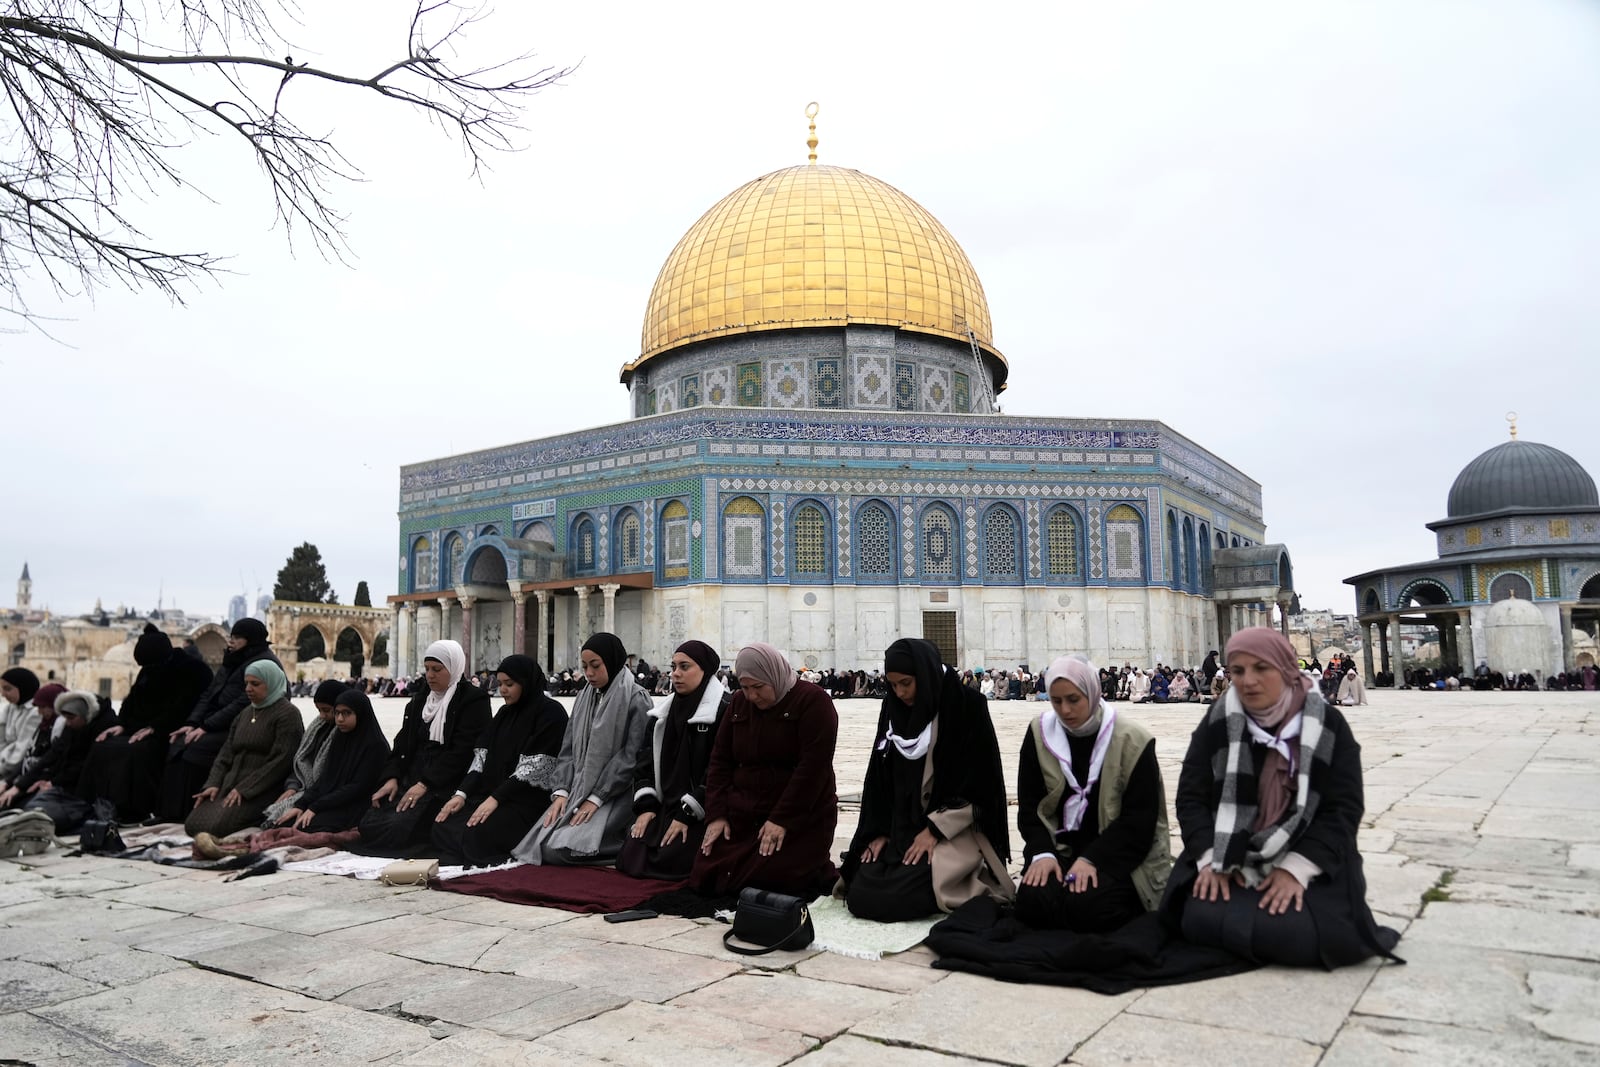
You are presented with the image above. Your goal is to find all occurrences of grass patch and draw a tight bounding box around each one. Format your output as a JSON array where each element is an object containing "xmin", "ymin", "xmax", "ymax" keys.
[{"xmin": 1420, "ymin": 868, "xmax": 1456, "ymax": 905}]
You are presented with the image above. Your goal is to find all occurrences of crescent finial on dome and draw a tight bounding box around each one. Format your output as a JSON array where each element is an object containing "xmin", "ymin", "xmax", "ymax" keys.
[
  {"xmin": 1506, "ymin": 410, "xmax": 1518, "ymax": 440},
  {"xmin": 805, "ymin": 101, "xmax": 819, "ymax": 164}
]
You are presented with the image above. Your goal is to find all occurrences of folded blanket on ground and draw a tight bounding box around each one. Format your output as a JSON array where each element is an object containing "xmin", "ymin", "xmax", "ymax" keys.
[
  {"xmin": 433, "ymin": 863, "xmax": 686, "ymax": 913},
  {"xmin": 925, "ymin": 897, "xmax": 1258, "ymax": 995},
  {"xmin": 807, "ymin": 895, "xmax": 942, "ymax": 961}
]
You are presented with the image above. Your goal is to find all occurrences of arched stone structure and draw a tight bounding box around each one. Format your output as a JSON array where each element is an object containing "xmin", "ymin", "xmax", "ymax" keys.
[{"xmin": 268, "ymin": 601, "xmax": 391, "ymax": 676}]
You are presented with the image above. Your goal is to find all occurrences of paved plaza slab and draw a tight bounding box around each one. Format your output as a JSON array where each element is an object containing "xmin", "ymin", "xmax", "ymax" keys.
[{"xmin": 1, "ymin": 690, "xmax": 1595, "ymax": 1064}]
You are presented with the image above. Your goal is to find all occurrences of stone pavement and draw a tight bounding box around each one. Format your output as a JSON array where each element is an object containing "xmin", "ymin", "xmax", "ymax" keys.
[{"xmin": 1, "ymin": 690, "xmax": 1596, "ymax": 1065}]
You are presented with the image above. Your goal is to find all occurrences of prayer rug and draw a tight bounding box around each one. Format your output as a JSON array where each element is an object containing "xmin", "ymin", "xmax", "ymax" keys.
[
  {"xmin": 807, "ymin": 895, "xmax": 941, "ymax": 960},
  {"xmin": 432, "ymin": 863, "xmax": 686, "ymax": 913}
]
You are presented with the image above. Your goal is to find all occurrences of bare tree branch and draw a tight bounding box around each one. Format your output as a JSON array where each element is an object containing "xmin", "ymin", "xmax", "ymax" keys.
[{"xmin": 0, "ymin": 0, "xmax": 569, "ymax": 328}]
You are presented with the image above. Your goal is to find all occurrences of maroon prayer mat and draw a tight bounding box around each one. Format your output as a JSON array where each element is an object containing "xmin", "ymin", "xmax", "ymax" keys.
[{"xmin": 433, "ymin": 864, "xmax": 686, "ymax": 913}]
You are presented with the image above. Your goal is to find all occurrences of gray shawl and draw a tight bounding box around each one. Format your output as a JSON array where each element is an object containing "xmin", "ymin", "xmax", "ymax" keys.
[{"xmin": 513, "ymin": 668, "xmax": 651, "ymax": 863}]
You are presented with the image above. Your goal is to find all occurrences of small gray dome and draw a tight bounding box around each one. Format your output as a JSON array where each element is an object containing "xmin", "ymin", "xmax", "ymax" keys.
[{"xmin": 1447, "ymin": 440, "xmax": 1597, "ymax": 518}]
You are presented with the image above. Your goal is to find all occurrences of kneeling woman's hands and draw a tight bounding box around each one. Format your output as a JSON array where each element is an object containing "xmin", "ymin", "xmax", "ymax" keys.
[
  {"xmin": 1192, "ymin": 866, "xmax": 1238, "ymax": 902},
  {"xmin": 1257, "ymin": 867, "xmax": 1305, "ymax": 915}
]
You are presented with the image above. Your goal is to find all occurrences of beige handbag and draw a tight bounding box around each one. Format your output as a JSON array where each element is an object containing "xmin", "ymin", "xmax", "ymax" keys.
[{"xmin": 379, "ymin": 858, "xmax": 439, "ymax": 887}]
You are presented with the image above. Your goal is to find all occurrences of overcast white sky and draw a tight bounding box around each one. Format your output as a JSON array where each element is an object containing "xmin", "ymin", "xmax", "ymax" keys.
[{"xmin": 5, "ymin": 0, "xmax": 1598, "ymax": 621}]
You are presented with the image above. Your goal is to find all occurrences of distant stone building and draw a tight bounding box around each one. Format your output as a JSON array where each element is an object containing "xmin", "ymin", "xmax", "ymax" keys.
[{"xmin": 1346, "ymin": 427, "xmax": 1600, "ymax": 681}]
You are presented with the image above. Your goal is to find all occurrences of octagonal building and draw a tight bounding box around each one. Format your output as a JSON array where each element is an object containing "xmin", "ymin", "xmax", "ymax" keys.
[{"xmin": 389, "ymin": 149, "xmax": 1272, "ymax": 676}]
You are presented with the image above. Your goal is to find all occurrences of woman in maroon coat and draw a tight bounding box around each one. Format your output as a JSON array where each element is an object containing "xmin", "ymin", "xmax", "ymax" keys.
[{"xmin": 693, "ymin": 643, "xmax": 839, "ymax": 899}]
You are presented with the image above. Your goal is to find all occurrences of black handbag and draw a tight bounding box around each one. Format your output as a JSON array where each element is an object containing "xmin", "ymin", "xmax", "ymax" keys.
[
  {"xmin": 77, "ymin": 819, "xmax": 125, "ymax": 854},
  {"xmin": 722, "ymin": 887, "xmax": 815, "ymax": 955}
]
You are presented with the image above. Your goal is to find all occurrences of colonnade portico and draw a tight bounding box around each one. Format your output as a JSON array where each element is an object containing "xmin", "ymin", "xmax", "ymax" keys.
[
  {"xmin": 389, "ymin": 574, "xmax": 652, "ymax": 677},
  {"xmin": 1355, "ymin": 606, "xmax": 1475, "ymax": 686}
]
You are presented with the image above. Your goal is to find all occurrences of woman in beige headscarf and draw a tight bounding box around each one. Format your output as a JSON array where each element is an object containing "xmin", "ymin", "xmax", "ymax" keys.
[{"xmin": 693, "ymin": 643, "xmax": 839, "ymax": 898}]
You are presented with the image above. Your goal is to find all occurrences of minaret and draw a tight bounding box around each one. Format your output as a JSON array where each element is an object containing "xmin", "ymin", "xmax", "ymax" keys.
[{"xmin": 17, "ymin": 562, "xmax": 30, "ymax": 611}]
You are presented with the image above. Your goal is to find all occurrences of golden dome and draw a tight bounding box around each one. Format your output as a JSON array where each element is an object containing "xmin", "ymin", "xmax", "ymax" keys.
[{"xmin": 628, "ymin": 164, "xmax": 1004, "ymax": 378}]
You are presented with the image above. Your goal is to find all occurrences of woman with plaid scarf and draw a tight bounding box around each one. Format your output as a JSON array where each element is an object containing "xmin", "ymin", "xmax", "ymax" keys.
[{"xmin": 1161, "ymin": 627, "xmax": 1401, "ymax": 968}]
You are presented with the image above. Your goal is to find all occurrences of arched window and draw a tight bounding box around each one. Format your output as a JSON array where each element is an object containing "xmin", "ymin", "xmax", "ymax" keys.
[
  {"xmin": 479, "ymin": 524, "xmax": 499, "ymax": 537},
  {"xmin": 443, "ymin": 533, "xmax": 465, "ymax": 587},
  {"xmin": 723, "ymin": 496, "xmax": 765, "ymax": 579},
  {"xmin": 573, "ymin": 516, "xmax": 596, "ymax": 574},
  {"xmin": 1106, "ymin": 505, "xmax": 1145, "ymax": 580},
  {"xmin": 1166, "ymin": 512, "xmax": 1181, "ymax": 586},
  {"xmin": 1183, "ymin": 517, "xmax": 1197, "ymax": 591},
  {"xmin": 615, "ymin": 509, "xmax": 642, "ymax": 571},
  {"xmin": 921, "ymin": 504, "xmax": 958, "ymax": 580},
  {"xmin": 1488, "ymin": 572, "xmax": 1533, "ymax": 602},
  {"xmin": 983, "ymin": 505, "xmax": 1020, "ymax": 581},
  {"xmin": 520, "ymin": 520, "xmax": 554, "ymax": 547},
  {"xmin": 410, "ymin": 536, "xmax": 434, "ymax": 593},
  {"xmin": 1046, "ymin": 507, "xmax": 1079, "ymax": 577},
  {"xmin": 857, "ymin": 501, "xmax": 894, "ymax": 578},
  {"xmin": 792, "ymin": 503, "xmax": 830, "ymax": 578},
  {"xmin": 660, "ymin": 501, "xmax": 690, "ymax": 582},
  {"xmin": 1198, "ymin": 523, "xmax": 1213, "ymax": 594}
]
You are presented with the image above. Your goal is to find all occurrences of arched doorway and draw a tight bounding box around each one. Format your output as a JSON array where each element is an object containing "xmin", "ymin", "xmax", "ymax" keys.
[
  {"xmin": 296, "ymin": 625, "xmax": 327, "ymax": 663},
  {"xmin": 334, "ymin": 626, "xmax": 365, "ymax": 677}
]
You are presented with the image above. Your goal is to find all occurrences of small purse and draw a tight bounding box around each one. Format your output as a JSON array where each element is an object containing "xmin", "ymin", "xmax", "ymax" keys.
[
  {"xmin": 78, "ymin": 819, "xmax": 126, "ymax": 855},
  {"xmin": 722, "ymin": 887, "xmax": 815, "ymax": 955},
  {"xmin": 379, "ymin": 858, "xmax": 438, "ymax": 887}
]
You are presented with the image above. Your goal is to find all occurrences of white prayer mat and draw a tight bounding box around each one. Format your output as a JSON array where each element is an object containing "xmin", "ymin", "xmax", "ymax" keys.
[{"xmin": 807, "ymin": 895, "xmax": 941, "ymax": 960}]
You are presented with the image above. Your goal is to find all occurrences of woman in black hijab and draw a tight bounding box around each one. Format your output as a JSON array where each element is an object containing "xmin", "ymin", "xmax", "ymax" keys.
[
  {"xmin": 431, "ymin": 654, "xmax": 568, "ymax": 866},
  {"xmin": 840, "ymin": 637, "xmax": 1014, "ymax": 921},
  {"xmin": 618, "ymin": 639, "xmax": 729, "ymax": 880},
  {"xmin": 276, "ymin": 688, "xmax": 391, "ymax": 833}
]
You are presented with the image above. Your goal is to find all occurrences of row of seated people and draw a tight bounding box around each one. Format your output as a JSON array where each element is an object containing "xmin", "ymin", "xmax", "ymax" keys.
[{"xmin": 2, "ymin": 620, "xmax": 1399, "ymax": 970}]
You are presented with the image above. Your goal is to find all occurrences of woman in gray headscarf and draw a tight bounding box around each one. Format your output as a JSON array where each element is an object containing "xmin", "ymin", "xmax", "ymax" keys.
[
  {"xmin": 512, "ymin": 632, "xmax": 652, "ymax": 866},
  {"xmin": 692, "ymin": 642, "xmax": 839, "ymax": 898}
]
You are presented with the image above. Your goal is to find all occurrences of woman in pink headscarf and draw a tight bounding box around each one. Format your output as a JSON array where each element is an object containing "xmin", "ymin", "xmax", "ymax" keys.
[
  {"xmin": 1014, "ymin": 656, "xmax": 1171, "ymax": 932},
  {"xmin": 692, "ymin": 643, "xmax": 839, "ymax": 898},
  {"xmin": 1162, "ymin": 627, "xmax": 1400, "ymax": 968}
]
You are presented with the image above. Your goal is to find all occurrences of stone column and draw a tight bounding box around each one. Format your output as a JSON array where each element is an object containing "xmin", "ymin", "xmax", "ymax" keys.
[
  {"xmin": 1277, "ymin": 598, "xmax": 1292, "ymax": 637},
  {"xmin": 511, "ymin": 591, "xmax": 528, "ymax": 655},
  {"xmin": 1437, "ymin": 616, "xmax": 1454, "ymax": 669},
  {"xmin": 535, "ymin": 590, "xmax": 552, "ymax": 669},
  {"xmin": 458, "ymin": 594, "xmax": 476, "ymax": 670},
  {"xmin": 1560, "ymin": 605, "xmax": 1574, "ymax": 671},
  {"xmin": 1362, "ymin": 622, "xmax": 1376, "ymax": 684},
  {"xmin": 1457, "ymin": 609, "xmax": 1474, "ymax": 673},
  {"xmin": 599, "ymin": 583, "xmax": 621, "ymax": 635},
  {"xmin": 403, "ymin": 602, "xmax": 419, "ymax": 677},
  {"xmin": 574, "ymin": 585, "xmax": 592, "ymax": 640},
  {"xmin": 1388, "ymin": 614, "xmax": 1405, "ymax": 686},
  {"xmin": 1377, "ymin": 620, "xmax": 1390, "ymax": 677},
  {"xmin": 436, "ymin": 598, "xmax": 453, "ymax": 658}
]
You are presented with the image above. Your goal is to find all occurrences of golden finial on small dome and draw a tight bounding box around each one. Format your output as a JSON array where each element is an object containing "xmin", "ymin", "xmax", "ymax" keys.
[
  {"xmin": 1506, "ymin": 410, "xmax": 1519, "ymax": 440},
  {"xmin": 805, "ymin": 102, "xmax": 819, "ymax": 164}
]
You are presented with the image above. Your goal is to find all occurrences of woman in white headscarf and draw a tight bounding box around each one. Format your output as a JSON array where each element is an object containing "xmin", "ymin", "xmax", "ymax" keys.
[
  {"xmin": 1014, "ymin": 656, "xmax": 1171, "ymax": 932},
  {"xmin": 1335, "ymin": 669, "xmax": 1368, "ymax": 706},
  {"xmin": 358, "ymin": 639, "xmax": 491, "ymax": 856}
]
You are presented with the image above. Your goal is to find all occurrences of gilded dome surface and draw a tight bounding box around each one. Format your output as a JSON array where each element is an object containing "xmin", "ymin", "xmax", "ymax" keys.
[
  {"xmin": 630, "ymin": 164, "xmax": 1003, "ymax": 377},
  {"xmin": 1446, "ymin": 440, "xmax": 1598, "ymax": 518}
]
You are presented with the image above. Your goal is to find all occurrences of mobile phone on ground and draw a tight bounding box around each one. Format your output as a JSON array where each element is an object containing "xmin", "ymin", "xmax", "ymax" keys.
[{"xmin": 603, "ymin": 908, "xmax": 658, "ymax": 923}]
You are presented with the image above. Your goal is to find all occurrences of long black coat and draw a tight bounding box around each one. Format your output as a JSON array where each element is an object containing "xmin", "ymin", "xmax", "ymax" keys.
[
  {"xmin": 1160, "ymin": 699, "xmax": 1399, "ymax": 967},
  {"xmin": 381, "ymin": 684, "xmax": 492, "ymax": 793},
  {"xmin": 185, "ymin": 643, "xmax": 283, "ymax": 734},
  {"xmin": 121, "ymin": 650, "xmax": 214, "ymax": 735}
]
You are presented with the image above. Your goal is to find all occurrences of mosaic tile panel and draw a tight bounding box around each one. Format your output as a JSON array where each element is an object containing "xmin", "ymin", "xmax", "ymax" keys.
[
  {"xmin": 922, "ymin": 505, "xmax": 956, "ymax": 579},
  {"xmin": 1026, "ymin": 500, "xmax": 1042, "ymax": 579},
  {"xmin": 835, "ymin": 493, "xmax": 852, "ymax": 577},
  {"xmin": 1106, "ymin": 504, "xmax": 1143, "ymax": 580},
  {"xmin": 963, "ymin": 500, "xmax": 979, "ymax": 579},
  {"xmin": 662, "ymin": 500, "xmax": 689, "ymax": 581},
  {"xmin": 705, "ymin": 367, "xmax": 732, "ymax": 407},
  {"xmin": 1088, "ymin": 503, "xmax": 1104, "ymax": 579},
  {"xmin": 852, "ymin": 354, "xmax": 890, "ymax": 408},
  {"xmin": 703, "ymin": 479, "xmax": 718, "ymax": 580},
  {"xmin": 814, "ymin": 358, "xmax": 842, "ymax": 409},
  {"xmin": 679, "ymin": 374, "xmax": 700, "ymax": 409},
  {"xmin": 655, "ymin": 380, "xmax": 678, "ymax": 414},
  {"xmin": 642, "ymin": 500, "xmax": 656, "ymax": 567},
  {"xmin": 736, "ymin": 362, "xmax": 762, "ymax": 407},
  {"xmin": 768, "ymin": 360, "xmax": 809, "ymax": 409},
  {"xmin": 792, "ymin": 504, "xmax": 827, "ymax": 576},
  {"xmin": 900, "ymin": 499, "xmax": 915, "ymax": 578},
  {"xmin": 723, "ymin": 495, "xmax": 764, "ymax": 578},
  {"xmin": 1475, "ymin": 562, "xmax": 1546, "ymax": 600},
  {"xmin": 770, "ymin": 498, "xmax": 786, "ymax": 577},
  {"xmin": 921, "ymin": 366, "xmax": 952, "ymax": 413},
  {"xmin": 597, "ymin": 511, "xmax": 610, "ymax": 573},
  {"xmin": 1047, "ymin": 506, "xmax": 1079, "ymax": 576},
  {"xmin": 894, "ymin": 361, "xmax": 917, "ymax": 412}
]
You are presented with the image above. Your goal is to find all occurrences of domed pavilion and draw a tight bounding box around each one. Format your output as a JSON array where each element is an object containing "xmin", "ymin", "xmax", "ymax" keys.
[
  {"xmin": 387, "ymin": 114, "xmax": 1276, "ymax": 676},
  {"xmin": 1345, "ymin": 421, "xmax": 1600, "ymax": 682}
]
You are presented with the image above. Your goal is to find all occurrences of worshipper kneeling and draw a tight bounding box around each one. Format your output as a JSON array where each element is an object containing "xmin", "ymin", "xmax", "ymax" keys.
[
  {"xmin": 14, "ymin": 690, "xmax": 117, "ymax": 832},
  {"xmin": 432, "ymin": 655, "xmax": 568, "ymax": 867},
  {"xmin": 839, "ymin": 638, "xmax": 1013, "ymax": 921},
  {"xmin": 184, "ymin": 661, "xmax": 304, "ymax": 838},
  {"xmin": 693, "ymin": 643, "xmax": 839, "ymax": 899},
  {"xmin": 1014, "ymin": 656, "xmax": 1170, "ymax": 932},
  {"xmin": 260, "ymin": 680, "xmax": 345, "ymax": 827},
  {"xmin": 617, "ymin": 640, "xmax": 729, "ymax": 881},
  {"xmin": 511, "ymin": 634, "xmax": 652, "ymax": 866},
  {"xmin": 0, "ymin": 668, "xmax": 42, "ymax": 791},
  {"xmin": 273, "ymin": 688, "xmax": 391, "ymax": 833},
  {"xmin": 1161, "ymin": 627, "xmax": 1401, "ymax": 968},
  {"xmin": 360, "ymin": 640, "xmax": 491, "ymax": 856}
]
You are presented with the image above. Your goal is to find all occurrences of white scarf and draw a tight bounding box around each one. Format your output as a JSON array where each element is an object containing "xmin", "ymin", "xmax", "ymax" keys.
[
  {"xmin": 1038, "ymin": 704, "xmax": 1117, "ymax": 832},
  {"xmin": 420, "ymin": 639, "xmax": 465, "ymax": 744},
  {"xmin": 1245, "ymin": 711, "xmax": 1301, "ymax": 777},
  {"xmin": 880, "ymin": 720, "xmax": 933, "ymax": 760}
]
